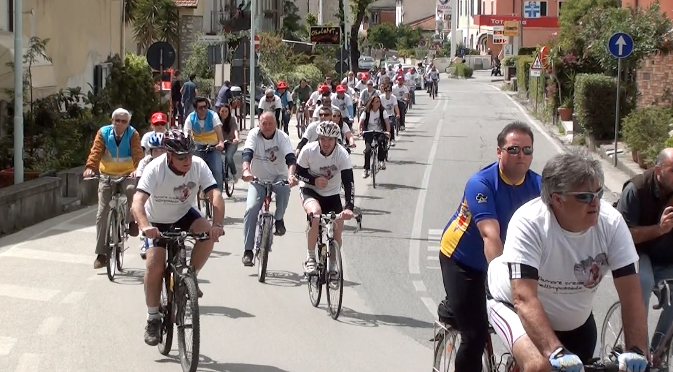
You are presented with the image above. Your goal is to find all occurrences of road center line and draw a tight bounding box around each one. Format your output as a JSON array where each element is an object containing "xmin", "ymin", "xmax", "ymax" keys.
[{"xmin": 409, "ymin": 99, "xmax": 448, "ymax": 275}]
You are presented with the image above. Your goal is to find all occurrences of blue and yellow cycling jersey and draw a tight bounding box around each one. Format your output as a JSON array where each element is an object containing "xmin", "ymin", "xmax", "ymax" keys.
[{"xmin": 440, "ymin": 161, "xmax": 541, "ymax": 271}]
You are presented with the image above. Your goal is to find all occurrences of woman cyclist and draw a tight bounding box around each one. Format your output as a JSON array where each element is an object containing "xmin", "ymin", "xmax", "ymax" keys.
[
  {"xmin": 330, "ymin": 108, "xmax": 356, "ymax": 154},
  {"xmin": 358, "ymin": 95, "xmax": 391, "ymax": 179},
  {"xmin": 218, "ymin": 104, "xmax": 241, "ymax": 183}
]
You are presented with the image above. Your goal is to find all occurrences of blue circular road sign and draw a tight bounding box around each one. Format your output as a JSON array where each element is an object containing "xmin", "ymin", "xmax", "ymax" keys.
[{"xmin": 607, "ymin": 32, "xmax": 634, "ymax": 59}]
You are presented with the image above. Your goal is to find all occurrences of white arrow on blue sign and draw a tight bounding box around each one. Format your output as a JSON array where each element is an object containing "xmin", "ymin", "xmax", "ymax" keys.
[{"xmin": 607, "ymin": 32, "xmax": 634, "ymax": 59}]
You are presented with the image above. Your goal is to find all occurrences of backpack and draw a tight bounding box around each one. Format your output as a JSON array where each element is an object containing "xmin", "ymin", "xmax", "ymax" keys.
[{"xmin": 364, "ymin": 109, "xmax": 385, "ymax": 131}]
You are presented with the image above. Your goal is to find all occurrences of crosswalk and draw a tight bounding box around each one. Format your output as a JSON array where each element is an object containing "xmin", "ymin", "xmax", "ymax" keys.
[{"xmin": 425, "ymin": 228, "xmax": 442, "ymax": 270}]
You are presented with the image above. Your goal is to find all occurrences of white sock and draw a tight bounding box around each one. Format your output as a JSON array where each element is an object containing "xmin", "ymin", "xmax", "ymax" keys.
[{"xmin": 307, "ymin": 250, "xmax": 316, "ymax": 260}]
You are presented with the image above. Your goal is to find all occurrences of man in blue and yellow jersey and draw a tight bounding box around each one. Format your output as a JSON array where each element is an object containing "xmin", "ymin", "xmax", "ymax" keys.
[
  {"xmin": 84, "ymin": 108, "xmax": 144, "ymax": 269},
  {"xmin": 183, "ymin": 96, "xmax": 226, "ymax": 191},
  {"xmin": 437, "ymin": 121, "xmax": 541, "ymax": 372}
]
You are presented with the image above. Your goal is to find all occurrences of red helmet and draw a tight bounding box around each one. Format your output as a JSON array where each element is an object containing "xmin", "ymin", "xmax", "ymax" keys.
[
  {"xmin": 277, "ymin": 81, "xmax": 287, "ymax": 89},
  {"xmin": 319, "ymin": 84, "xmax": 330, "ymax": 93},
  {"xmin": 150, "ymin": 112, "xmax": 168, "ymax": 125},
  {"xmin": 336, "ymin": 84, "xmax": 347, "ymax": 93}
]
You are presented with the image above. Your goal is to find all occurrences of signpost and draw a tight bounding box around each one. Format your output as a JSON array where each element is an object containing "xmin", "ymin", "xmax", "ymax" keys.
[
  {"xmin": 146, "ymin": 41, "xmax": 176, "ymax": 109},
  {"xmin": 529, "ymin": 53, "xmax": 543, "ymax": 77},
  {"xmin": 254, "ymin": 34, "xmax": 260, "ymax": 51},
  {"xmin": 199, "ymin": 35, "xmax": 227, "ymax": 94},
  {"xmin": 607, "ymin": 32, "xmax": 634, "ymax": 166}
]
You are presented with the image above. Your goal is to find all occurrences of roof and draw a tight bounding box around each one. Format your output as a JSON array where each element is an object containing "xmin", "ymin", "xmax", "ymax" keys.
[
  {"xmin": 174, "ymin": 0, "xmax": 198, "ymax": 8},
  {"xmin": 368, "ymin": 0, "xmax": 397, "ymax": 9},
  {"xmin": 406, "ymin": 14, "xmax": 437, "ymax": 31}
]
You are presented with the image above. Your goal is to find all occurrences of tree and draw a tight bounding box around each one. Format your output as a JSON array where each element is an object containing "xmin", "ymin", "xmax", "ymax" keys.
[
  {"xmin": 557, "ymin": 0, "xmax": 618, "ymax": 51},
  {"xmin": 281, "ymin": 0, "xmax": 304, "ymax": 41},
  {"xmin": 132, "ymin": 0, "xmax": 180, "ymax": 54},
  {"xmin": 396, "ymin": 25, "xmax": 424, "ymax": 50},
  {"xmin": 350, "ymin": 0, "xmax": 376, "ymax": 72},
  {"xmin": 124, "ymin": 0, "xmax": 140, "ymax": 23},
  {"xmin": 367, "ymin": 23, "xmax": 398, "ymax": 49}
]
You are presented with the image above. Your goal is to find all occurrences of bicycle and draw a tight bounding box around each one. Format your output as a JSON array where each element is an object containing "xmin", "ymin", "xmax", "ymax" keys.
[
  {"xmin": 601, "ymin": 278, "xmax": 673, "ymax": 367},
  {"xmin": 195, "ymin": 144, "xmax": 232, "ymax": 214},
  {"xmin": 296, "ymin": 102, "xmax": 308, "ymax": 139},
  {"xmin": 431, "ymin": 79, "xmax": 438, "ymax": 99},
  {"xmin": 433, "ymin": 314, "xmax": 626, "ymax": 372},
  {"xmin": 154, "ymin": 229, "xmax": 210, "ymax": 372},
  {"xmin": 305, "ymin": 212, "xmax": 345, "ymax": 320},
  {"xmin": 221, "ymin": 140, "xmax": 236, "ymax": 198},
  {"xmin": 250, "ymin": 177, "xmax": 290, "ymax": 283},
  {"xmin": 361, "ymin": 130, "xmax": 387, "ymax": 189},
  {"xmin": 84, "ymin": 175, "xmax": 130, "ymax": 281}
]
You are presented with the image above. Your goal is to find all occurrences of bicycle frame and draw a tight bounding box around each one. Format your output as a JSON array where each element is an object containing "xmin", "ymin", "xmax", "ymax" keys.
[{"xmin": 433, "ymin": 321, "xmax": 505, "ymax": 372}]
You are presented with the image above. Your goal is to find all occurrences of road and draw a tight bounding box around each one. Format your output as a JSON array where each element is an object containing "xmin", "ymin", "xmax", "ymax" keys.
[{"xmin": 0, "ymin": 76, "xmax": 655, "ymax": 372}]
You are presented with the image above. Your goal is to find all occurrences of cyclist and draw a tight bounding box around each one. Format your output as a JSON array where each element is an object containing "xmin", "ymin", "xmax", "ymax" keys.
[
  {"xmin": 379, "ymin": 85, "xmax": 400, "ymax": 147},
  {"xmin": 341, "ymin": 71, "xmax": 357, "ymax": 89},
  {"xmin": 132, "ymin": 129, "xmax": 225, "ymax": 346},
  {"xmin": 218, "ymin": 104, "xmax": 241, "ymax": 183},
  {"xmin": 392, "ymin": 77, "xmax": 410, "ymax": 131},
  {"xmin": 295, "ymin": 107, "xmax": 355, "ymax": 155},
  {"xmin": 84, "ymin": 108, "xmax": 144, "ymax": 269},
  {"xmin": 257, "ymin": 88, "xmax": 283, "ymax": 127},
  {"xmin": 307, "ymin": 84, "xmax": 329, "ymax": 119},
  {"xmin": 427, "ymin": 65, "xmax": 440, "ymax": 95},
  {"xmin": 293, "ymin": 79, "xmax": 313, "ymax": 123},
  {"xmin": 437, "ymin": 122, "xmax": 541, "ymax": 372},
  {"xmin": 274, "ymin": 81, "xmax": 294, "ymax": 135},
  {"xmin": 487, "ymin": 149, "xmax": 648, "ymax": 372},
  {"xmin": 358, "ymin": 80, "xmax": 380, "ymax": 117},
  {"xmin": 331, "ymin": 84, "xmax": 354, "ymax": 128},
  {"xmin": 311, "ymin": 92, "xmax": 340, "ymax": 123},
  {"xmin": 183, "ymin": 96, "xmax": 226, "ymax": 192},
  {"xmin": 136, "ymin": 132, "xmax": 167, "ymax": 260},
  {"xmin": 358, "ymin": 95, "xmax": 391, "ymax": 179},
  {"xmin": 240, "ymin": 112, "xmax": 299, "ymax": 266},
  {"xmin": 141, "ymin": 112, "xmax": 168, "ymax": 153},
  {"xmin": 295, "ymin": 121, "xmax": 355, "ymax": 275}
]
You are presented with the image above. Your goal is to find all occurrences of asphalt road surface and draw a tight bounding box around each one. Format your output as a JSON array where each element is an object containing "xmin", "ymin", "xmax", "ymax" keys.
[{"xmin": 0, "ymin": 76, "xmax": 658, "ymax": 372}]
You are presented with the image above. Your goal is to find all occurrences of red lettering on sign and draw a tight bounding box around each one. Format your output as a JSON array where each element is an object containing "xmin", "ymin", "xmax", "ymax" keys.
[{"xmin": 474, "ymin": 15, "xmax": 558, "ymax": 28}]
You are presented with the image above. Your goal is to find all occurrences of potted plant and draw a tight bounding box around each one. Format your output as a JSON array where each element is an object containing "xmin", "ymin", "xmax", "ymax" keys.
[
  {"xmin": 622, "ymin": 107, "xmax": 672, "ymax": 169},
  {"xmin": 558, "ymin": 96, "xmax": 573, "ymax": 121}
]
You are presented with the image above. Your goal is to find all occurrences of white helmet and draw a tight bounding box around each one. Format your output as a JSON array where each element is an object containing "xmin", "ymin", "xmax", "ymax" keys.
[{"xmin": 316, "ymin": 121, "xmax": 341, "ymax": 138}]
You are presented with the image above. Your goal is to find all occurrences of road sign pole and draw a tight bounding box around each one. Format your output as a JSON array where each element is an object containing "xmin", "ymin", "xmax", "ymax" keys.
[
  {"xmin": 159, "ymin": 50, "xmax": 164, "ymax": 109},
  {"xmin": 250, "ymin": 0, "xmax": 257, "ymax": 129},
  {"xmin": 613, "ymin": 58, "xmax": 621, "ymax": 167}
]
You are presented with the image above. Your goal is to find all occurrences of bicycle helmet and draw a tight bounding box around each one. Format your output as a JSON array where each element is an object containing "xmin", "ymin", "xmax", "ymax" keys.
[
  {"xmin": 316, "ymin": 121, "xmax": 341, "ymax": 138},
  {"xmin": 164, "ymin": 129, "xmax": 194, "ymax": 155},
  {"xmin": 148, "ymin": 132, "xmax": 165, "ymax": 149}
]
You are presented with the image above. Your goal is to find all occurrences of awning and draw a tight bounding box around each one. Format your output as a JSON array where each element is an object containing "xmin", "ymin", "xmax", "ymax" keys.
[{"xmin": 0, "ymin": 31, "xmax": 57, "ymax": 101}]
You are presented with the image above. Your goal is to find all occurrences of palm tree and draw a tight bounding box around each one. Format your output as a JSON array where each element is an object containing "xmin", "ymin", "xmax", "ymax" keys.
[
  {"xmin": 124, "ymin": 0, "xmax": 139, "ymax": 23},
  {"xmin": 132, "ymin": 0, "xmax": 180, "ymax": 53}
]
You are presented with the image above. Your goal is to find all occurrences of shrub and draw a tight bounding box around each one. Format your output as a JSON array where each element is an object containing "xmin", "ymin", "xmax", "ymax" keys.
[
  {"xmin": 516, "ymin": 55, "xmax": 534, "ymax": 92},
  {"xmin": 518, "ymin": 47, "xmax": 537, "ymax": 55},
  {"xmin": 573, "ymin": 73, "xmax": 630, "ymax": 140},
  {"xmin": 454, "ymin": 64, "xmax": 474, "ymax": 78},
  {"xmin": 622, "ymin": 106, "xmax": 672, "ymax": 163}
]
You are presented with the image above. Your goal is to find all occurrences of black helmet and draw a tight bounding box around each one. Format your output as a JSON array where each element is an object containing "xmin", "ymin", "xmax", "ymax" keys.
[{"xmin": 164, "ymin": 129, "xmax": 194, "ymax": 155}]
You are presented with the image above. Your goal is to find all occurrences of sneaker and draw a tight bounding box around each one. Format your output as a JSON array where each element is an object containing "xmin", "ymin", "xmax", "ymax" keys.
[
  {"xmin": 194, "ymin": 279, "xmax": 203, "ymax": 298},
  {"xmin": 400, "ymin": 126, "xmax": 406, "ymax": 131},
  {"xmin": 380, "ymin": 161, "xmax": 387, "ymax": 170},
  {"xmin": 128, "ymin": 221, "xmax": 139, "ymax": 237},
  {"xmin": 144, "ymin": 318, "xmax": 162, "ymax": 346},
  {"xmin": 390, "ymin": 140, "xmax": 396, "ymax": 147},
  {"xmin": 304, "ymin": 257, "xmax": 318, "ymax": 275},
  {"xmin": 242, "ymin": 250, "xmax": 254, "ymax": 266},
  {"xmin": 274, "ymin": 219, "xmax": 286, "ymax": 236},
  {"xmin": 362, "ymin": 170, "xmax": 370, "ymax": 179},
  {"xmin": 93, "ymin": 254, "xmax": 107, "ymax": 269}
]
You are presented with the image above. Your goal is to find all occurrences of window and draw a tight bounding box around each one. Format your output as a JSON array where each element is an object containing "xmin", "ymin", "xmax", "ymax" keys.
[
  {"xmin": 482, "ymin": 1, "xmax": 485, "ymax": 14},
  {"xmin": 371, "ymin": 12, "xmax": 379, "ymax": 24},
  {"xmin": 459, "ymin": 0, "xmax": 463, "ymax": 15},
  {"xmin": 490, "ymin": 0, "xmax": 494, "ymax": 14},
  {"xmin": 8, "ymin": 0, "xmax": 12, "ymax": 32},
  {"xmin": 540, "ymin": 1, "xmax": 548, "ymax": 16},
  {"xmin": 558, "ymin": 1, "xmax": 563, "ymax": 16}
]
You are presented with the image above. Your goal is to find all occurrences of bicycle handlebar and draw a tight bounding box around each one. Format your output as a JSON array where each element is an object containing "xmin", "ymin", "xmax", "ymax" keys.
[
  {"xmin": 581, "ymin": 360, "xmax": 620, "ymax": 372},
  {"xmin": 308, "ymin": 211, "xmax": 343, "ymax": 223},
  {"xmin": 360, "ymin": 130, "xmax": 387, "ymax": 135},
  {"xmin": 83, "ymin": 175, "xmax": 131, "ymax": 183},
  {"xmin": 250, "ymin": 177, "xmax": 290, "ymax": 186},
  {"xmin": 141, "ymin": 230, "xmax": 211, "ymax": 242}
]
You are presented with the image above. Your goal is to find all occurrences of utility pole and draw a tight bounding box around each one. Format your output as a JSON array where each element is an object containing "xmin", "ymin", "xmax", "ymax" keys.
[
  {"xmin": 450, "ymin": 0, "xmax": 457, "ymax": 58},
  {"xmin": 13, "ymin": 0, "xmax": 23, "ymax": 184},
  {"xmin": 249, "ymin": 0, "xmax": 257, "ymax": 129},
  {"xmin": 121, "ymin": 0, "xmax": 126, "ymax": 62}
]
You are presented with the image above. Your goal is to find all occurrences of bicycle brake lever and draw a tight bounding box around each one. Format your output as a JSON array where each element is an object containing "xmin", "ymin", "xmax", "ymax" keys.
[{"xmin": 666, "ymin": 281, "xmax": 672, "ymax": 307}]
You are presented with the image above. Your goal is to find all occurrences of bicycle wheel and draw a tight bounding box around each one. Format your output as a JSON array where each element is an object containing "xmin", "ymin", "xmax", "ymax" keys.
[
  {"xmin": 177, "ymin": 275, "xmax": 200, "ymax": 372},
  {"xmin": 116, "ymin": 210, "xmax": 125, "ymax": 272},
  {"xmin": 432, "ymin": 325, "xmax": 490, "ymax": 372},
  {"xmin": 326, "ymin": 240, "xmax": 344, "ymax": 320},
  {"xmin": 297, "ymin": 113, "xmax": 304, "ymax": 139},
  {"xmin": 223, "ymin": 164, "xmax": 235, "ymax": 197},
  {"xmin": 599, "ymin": 301, "xmax": 624, "ymax": 360},
  {"xmin": 257, "ymin": 216, "xmax": 273, "ymax": 283},
  {"xmin": 371, "ymin": 147, "xmax": 378, "ymax": 189},
  {"xmin": 106, "ymin": 210, "xmax": 118, "ymax": 281},
  {"xmin": 308, "ymin": 243, "xmax": 323, "ymax": 307},
  {"xmin": 158, "ymin": 271, "xmax": 174, "ymax": 356}
]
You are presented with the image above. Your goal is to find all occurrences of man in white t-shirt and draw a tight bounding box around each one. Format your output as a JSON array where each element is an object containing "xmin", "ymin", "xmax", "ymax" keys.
[
  {"xmin": 487, "ymin": 149, "xmax": 648, "ymax": 372},
  {"xmin": 392, "ymin": 77, "xmax": 410, "ymax": 132},
  {"xmin": 379, "ymin": 86, "xmax": 400, "ymax": 146},
  {"xmin": 240, "ymin": 112, "xmax": 299, "ymax": 266},
  {"xmin": 331, "ymin": 84, "xmax": 354, "ymax": 126},
  {"xmin": 295, "ymin": 106, "xmax": 355, "ymax": 156},
  {"xmin": 132, "ymin": 129, "xmax": 224, "ymax": 347},
  {"xmin": 257, "ymin": 88, "xmax": 283, "ymax": 126},
  {"xmin": 295, "ymin": 121, "xmax": 355, "ymax": 274},
  {"xmin": 312, "ymin": 93, "xmax": 340, "ymax": 123}
]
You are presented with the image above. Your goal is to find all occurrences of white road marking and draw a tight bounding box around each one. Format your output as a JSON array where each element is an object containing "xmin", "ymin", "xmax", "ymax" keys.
[
  {"xmin": 427, "ymin": 245, "xmax": 439, "ymax": 252},
  {"xmin": 412, "ymin": 280, "xmax": 427, "ymax": 292},
  {"xmin": 49, "ymin": 223, "xmax": 96, "ymax": 233},
  {"xmin": 36, "ymin": 317, "xmax": 63, "ymax": 336},
  {"xmin": 427, "ymin": 256, "xmax": 439, "ymax": 261},
  {"xmin": 427, "ymin": 266, "xmax": 441, "ymax": 270},
  {"xmin": 421, "ymin": 297, "xmax": 438, "ymax": 319},
  {"xmin": 427, "ymin": 229, "xmax": 443, "ymax": 241},
  {"xmin": 0, "ymin": 284, "xmax": 59, "ymax": 302},
  {"xmin": 0, "ymin": 336, "xmax": 17, "ymax": 355},
  {"xmin": 0, "ymin": 248, "xmax": 91, "ymax": 265},
  {"xmin": 409, "ymin": 99, "xmax": 448, "ymax": 275},
  {"xmin": 60, "ymin": 291, "xmax": 87, "ymax": 304},
  {"xmin": 14, "ymin": 353, "xmax": 40, "ymax": 372}
]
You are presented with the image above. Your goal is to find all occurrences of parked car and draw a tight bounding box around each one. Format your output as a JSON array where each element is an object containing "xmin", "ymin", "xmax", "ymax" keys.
[
  {"xmin": 401, "ymin": 64, "xmax": 423, "ymax": 90},
  {"xmin": 358, "ymin": 56, "xmax": 376, "ymax": 71}
]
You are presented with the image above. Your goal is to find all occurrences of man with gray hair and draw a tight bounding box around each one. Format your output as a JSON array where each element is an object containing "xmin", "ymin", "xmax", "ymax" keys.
[
  {"xmin": 487, "ymin": 148, "xmax": 648, "ymax": 372},
  {"xmin": 257, "ymin": 88, "xmax": 282, "ymax": 127},
  {"xmin": 616, "ymin": 147, "xmax": 673, "ymax": 364}
]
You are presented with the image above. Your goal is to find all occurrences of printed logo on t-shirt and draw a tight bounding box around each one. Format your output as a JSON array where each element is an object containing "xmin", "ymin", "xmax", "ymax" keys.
[
  {"xmin": 573, "ymin": 254, "xmax": 609, "ymax": 289},
  {"xmin": 265, "ymin": 145, "xmax": 279, "ymax": 162},
  {"xmin": 171, "ymin": 181, "xmax": 197, "ymax": 203},
  {"xmin": 319, "ymin": 164, "xmax": 339, "ymax": 180},
  {"xmin": 475, "ymin": 193, "xmax": 488, "ymax": 203},
  {"xmin": 453, "ymin": 199, "xmax": 471, "ymax": 232}
]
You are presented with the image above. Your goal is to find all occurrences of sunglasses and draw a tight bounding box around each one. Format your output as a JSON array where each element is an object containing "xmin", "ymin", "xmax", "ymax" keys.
[
  {"xmin": 319, "ymin": 113, "xmax": 331, "ymax": 117},
  {"xmin": 172, "ymin": 152, "xmax": 193, "ymax": 160},
  {"xmin": 503, "ymin": 146, "xmax": 533, "ymax": 155},
  {"xmin": 562, "ymin": 188, "xmax": 604, "ymax": 204},
  {"xmin": 196, "ymin": 105, "xmax": 207, "ymax": 110}
]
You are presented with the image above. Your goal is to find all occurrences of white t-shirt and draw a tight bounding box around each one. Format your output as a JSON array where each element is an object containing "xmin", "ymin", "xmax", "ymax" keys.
[
  {"xmin": 312, "ymin": 104, "xmax": 341, "ymax": 120},
  {"xmin": 137, "ymin": 154, "xmax": 217, "ymax": 224},
  {"xmin": 244, "ymin": 127, "xmax": 293, "ymax": 182},
  {"xmin": 359, "ymin": 89, "xmax": 380, "ymax": 106},
  {"xmin": 354, "ymin": 80, "xmax": 367, "ymax": 92},
  {"xmin": 488, "ymin": 198, "xmax": 639, "ymax": 331},
  {"xmin": 392, "ymin": 84, "xmax": 409, "ymax": 99},
  {"xmin": 258, "ymin": 95, "xmax": 283, "ymax": 113},
  {"xmin": 297, "ymin": 141, "xmax": 352, "ymax": 197},
  {"xmin": 308, "ymin": 91, "xmax": 322, "ymax": 105},
  {"xmin": 302, "ymin": 121, "xmax": 351, "ymax": 143},
  {"xmin": 359, "ymin": 109, "xmax": 389, "ymax": 132},
  {"xmin": 136, "ymin": 154, "xmax": 154, "ymax": 176},
  {"xmin": 330, "ymin": 93, "xmax": 354, "ymax": 119},
  {"xmin": 380, "ymin": 94, "xmax": 398, "ymax": 115}
]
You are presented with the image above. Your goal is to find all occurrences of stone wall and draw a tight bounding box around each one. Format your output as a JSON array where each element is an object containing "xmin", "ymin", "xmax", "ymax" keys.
[
  {"xmin": 179, "ymin": 15, "xmax": 204, "ymax": 69},
  {"xmin": 0, "ymin": 177, "xmax": 62, "ymax": 236},
  {"xmin": 637, "ymin": 52, "xmax": 673, "ymax": 107}
]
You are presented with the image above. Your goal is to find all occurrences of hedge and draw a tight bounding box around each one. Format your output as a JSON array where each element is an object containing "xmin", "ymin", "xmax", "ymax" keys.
[
  {"xmin": 528, "ymin": 75, "xmax": 545, "ymax": 105},
  {"xmin": 518, "ymin": 47, "xmax": 537, "ymax": 56},
  {"xmin": 454, "ymin": 64, "xmax": 474, "ymax": 78},
  {"xmin": 516, "ymin": 55, "xmax": 534, "ymax": 92},
  {"xmin": 270, "ymin": 64, "xmax": 323, "ymax": 91},
  {"xmin": 622, "ymin": 106, "xmax": 672, "ymax": 162},
  {"xmin": 573, "ymin": 74, "xmax": 631, "ymax": 140}
]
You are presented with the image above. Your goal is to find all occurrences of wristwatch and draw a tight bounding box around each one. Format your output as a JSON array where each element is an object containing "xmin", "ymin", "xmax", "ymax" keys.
[{"xmin": 215, "ymin": 222, "xmax": 224, "ymax": 228}]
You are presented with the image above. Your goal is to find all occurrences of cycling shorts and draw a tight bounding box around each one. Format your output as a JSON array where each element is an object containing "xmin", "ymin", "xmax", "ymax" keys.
[
  {"xmin": 148, "ymin": 208, "xmax": 202, "ymax": 248},
  {"xmin": 299, "ymin": 187, "xmax": 343, "ymax": 214}
]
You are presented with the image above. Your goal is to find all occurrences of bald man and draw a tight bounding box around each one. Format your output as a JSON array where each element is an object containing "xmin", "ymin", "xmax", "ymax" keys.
[{"xmin": 616, "ymin": 147, "xmax": 673, "ymax": 362}]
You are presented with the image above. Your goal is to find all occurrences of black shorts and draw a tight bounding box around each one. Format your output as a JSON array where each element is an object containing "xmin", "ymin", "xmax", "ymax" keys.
[
  {"xmin": 300, "ymin": 187, "xmax": 343, "ymax": 214},
  {"xmin": 149, "ymin": 207, "xmax": 202, "ymax": 248}
]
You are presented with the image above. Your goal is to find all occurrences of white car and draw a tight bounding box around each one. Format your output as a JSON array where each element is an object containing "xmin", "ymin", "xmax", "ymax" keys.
[
  {"xmin": 358, "ymin": 56, "xmax": 376, "ymax": 71},
  {"xmin": 402, "ymin": 65, "xmax": 423, "ymax": 90}
]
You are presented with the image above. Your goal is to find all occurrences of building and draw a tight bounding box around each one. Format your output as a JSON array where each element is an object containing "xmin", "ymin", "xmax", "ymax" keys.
[
  {"xmin": 363, "ymin": 0, "xmax": 437, "ymax": 28},
  {"xmin": 295, "ymin": 0, "xmax": 340, "ymax": 25},
  {"xmin": 0, "ymin": 0, "xmax": 123, "ymax": 101}
]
